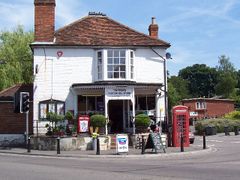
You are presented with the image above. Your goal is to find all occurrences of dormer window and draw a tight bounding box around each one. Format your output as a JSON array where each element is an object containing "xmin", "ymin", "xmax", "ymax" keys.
[{"xmin": 96, "ymin": 49, "xmax": 134, "ymax": 81}]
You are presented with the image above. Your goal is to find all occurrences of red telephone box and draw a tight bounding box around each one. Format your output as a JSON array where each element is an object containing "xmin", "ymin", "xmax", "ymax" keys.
[
  {"xmin": 78, "ymin": 115, "xmax": 90, "ymax": 133},
  {"xmin": 172, "ymin": 105, "xmax": 190, "ymax": 147}
]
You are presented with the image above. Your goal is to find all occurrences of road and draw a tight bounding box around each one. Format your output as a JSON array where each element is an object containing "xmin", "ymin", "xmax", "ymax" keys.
[{"xmin": 0, "ymin": 134, "xmax": 240, "ymax": 180}]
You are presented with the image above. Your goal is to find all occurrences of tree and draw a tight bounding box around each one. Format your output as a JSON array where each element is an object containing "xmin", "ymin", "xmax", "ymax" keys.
[
  {"xmin": 0, "ymin": 26, "xmax": 33, "ymax": 91},
  {"xmin": 168, "ymin": 76, "xmax": 189, "ymax": 100},
  {"xmin": 215, "ymin": 55, "xmax": 237, "ymax": 98},
  {"xmin": 178, "ymin": 64, "xmax": 218, "ymax": 97}
]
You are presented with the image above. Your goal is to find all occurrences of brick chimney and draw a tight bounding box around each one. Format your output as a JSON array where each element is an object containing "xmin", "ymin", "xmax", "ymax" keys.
[
  {"xmin": 34, "ymin": 0, "xmax": 56, "ymax": 42},
  {"xmin": 148, "ymin": 17, "xmax": 159, "ymax": 39}
]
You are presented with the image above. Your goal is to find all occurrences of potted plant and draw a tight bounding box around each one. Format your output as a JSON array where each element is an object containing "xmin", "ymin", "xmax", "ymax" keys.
[
  {"xmin": 45, "ymin": 112, "xmax": 64, "ymax": 136},
  {"xmin": 65, "ymin": 111, "xmax": 74, "ymax": 124},
  {"xmin": 90, "ymin": 114, "xmax": 106, "ymax": 134},
  {"xmin": 135, "ymin": 113, "xmax": 151, "ymax": 133}
]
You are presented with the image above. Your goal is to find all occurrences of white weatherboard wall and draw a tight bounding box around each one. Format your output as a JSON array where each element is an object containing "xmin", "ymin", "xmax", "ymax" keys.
[{"xmin": 33, "ymin": 47, "xmax": 167, "ymax": 133}]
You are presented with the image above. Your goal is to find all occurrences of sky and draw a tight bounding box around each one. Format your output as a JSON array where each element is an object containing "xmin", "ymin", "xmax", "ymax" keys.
[{"xmin": 0, "ymin": 0, "xmax": 240, "ymax": 75}]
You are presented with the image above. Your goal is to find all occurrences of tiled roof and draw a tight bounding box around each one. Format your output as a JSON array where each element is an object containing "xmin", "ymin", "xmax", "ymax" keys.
[
  {"xmin": 54, "ymin": 15, "xmax": 170, "ymax": 47},
  {"xmin": 0, "ymin": 84, "xmax": 33, "ymax": 101}
]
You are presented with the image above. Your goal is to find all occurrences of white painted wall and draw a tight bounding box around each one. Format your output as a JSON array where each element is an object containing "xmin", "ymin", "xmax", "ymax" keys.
[{"xmin": 33, "ymin": 47, "xmax": 167, "ymax": 134}]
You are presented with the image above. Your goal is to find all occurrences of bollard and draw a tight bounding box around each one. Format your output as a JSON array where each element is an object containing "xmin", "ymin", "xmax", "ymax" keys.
[
  {"xmin": 180, "ymin": 134, "xmax": 184, "ymax": 152},
  {"xmin": 27, "ymin": 137, "xmax": 31, "ymax": 153},
  {"xmin": 96, "ymin": 137, "xmax": 100, "ymax": 155},
  {"xmin": 203, "ymin": 132, "xmax": 206, "ymax": 149},
  {"xmin": 224, "ymin": 126, "xmax": 230, "ymax": 136},
  {"xmin": 141, "ymin": 135, "xmax": 145, "ymax": 154},
  {"xmin": 234, "ymin": 126, "xmax": 239, "ymax": 136},
  {"xmin": 57, "ymin": 137, "xmax": 60, "ymax": 154}
]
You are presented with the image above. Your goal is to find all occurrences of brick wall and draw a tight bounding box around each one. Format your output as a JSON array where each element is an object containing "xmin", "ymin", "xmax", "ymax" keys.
[
  {"xmin": 0, "ymin": 102, "xmax": 33, "ymax": 134},
  {"xmin": 34, "ymin": 0, "xmax": 55, "ymax": 42},
  {"xmin": 182, "ymin": 99, "xmax": 234, "ymax": 119}
]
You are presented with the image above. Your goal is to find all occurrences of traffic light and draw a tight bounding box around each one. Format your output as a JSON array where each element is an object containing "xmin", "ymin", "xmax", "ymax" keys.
[{"xmin": 20, "ymin": 92, "xmax": 30, "ymax": 113}]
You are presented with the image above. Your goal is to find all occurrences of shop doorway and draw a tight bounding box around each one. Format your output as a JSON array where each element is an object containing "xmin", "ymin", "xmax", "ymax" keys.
[{"xmin": 108, "ymin": 100, "xmax": 123, "ymax": 133}]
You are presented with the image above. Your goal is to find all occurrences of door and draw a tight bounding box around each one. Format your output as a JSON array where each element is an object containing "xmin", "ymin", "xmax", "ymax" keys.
[{"xmin": 108, "ymin": 100, "xmax": 123, "ymax": 133}]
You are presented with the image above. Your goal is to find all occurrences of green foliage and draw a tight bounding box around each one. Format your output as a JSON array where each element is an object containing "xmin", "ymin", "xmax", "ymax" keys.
[
  {"xmin": 135, "ymin": 114, "xmax": 151, "ymax": 127},
  {"xmin": 46, "ymin": 112, "xmax": 64, "ymax": 124},
  {"xmin": 224, "ymin": 111, "xmax": 240, "ymax": 119},
  {"xmin": 90, "ymin": 114, "xmax": 106, "ymax": 127},
  {"xmin": 178, "ymin": 64, "xmax": 218, "ymax": 97},
  {"xmin": 215, "ymin": 56, "xmax": 238, "ymax": 98},
  {"xmin": 195, "ymin": 118, "xmax": 240, "ymax": 135},
  {"xmin": 0, "ymin": 25, "xmax": 33, "ymax": 91},
  {"xmin": 65, "ymin": 111, "xmax": 74, "ymax": 120}
]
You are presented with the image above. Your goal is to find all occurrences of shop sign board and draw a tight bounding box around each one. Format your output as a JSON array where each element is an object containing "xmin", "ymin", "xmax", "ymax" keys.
[
  {"xmin": 105, "ymin": 86, "xmax": 133, "ymax": 100},
  {"xmin": 190, "ymin": 111, "xmax": 198, "ymax": 117},
  {"xmin": 78, "ymin": 115, "xmax": 90, "ymax": 133},
  {"xmin": 116, "ymin": 134, "xmax": 129, "ymax": 153}
]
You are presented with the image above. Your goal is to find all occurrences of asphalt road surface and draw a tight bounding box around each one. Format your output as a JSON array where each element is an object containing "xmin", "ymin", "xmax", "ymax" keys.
[{"xmin": 0, "ymin": 134, "xmax": 240, "ymax": 180}]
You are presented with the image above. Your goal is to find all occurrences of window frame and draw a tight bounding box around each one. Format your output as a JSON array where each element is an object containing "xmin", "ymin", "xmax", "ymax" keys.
[
  {"xmin": 39, "ymin": 99, "xmax": 65, "ymax": 121},
  {"xmin": 96, "ymin": 49, "xmax": 135, "ymax": 81},
  {"xmin": 195, "ymin": 101, "xmax": 206, "ymax": 110}
]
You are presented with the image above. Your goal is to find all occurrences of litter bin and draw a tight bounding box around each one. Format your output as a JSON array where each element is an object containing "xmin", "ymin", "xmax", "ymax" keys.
[
  {"xmin": 212, "ymin": 126, "xmax": 217, "ymax": 135},
  {"xmin": 205, "ymin": 126, "xmax": 216, "ymax": 136},
  {"xmin": 234, "ymin": 126, "xmax": 239, "ymax": 136}
]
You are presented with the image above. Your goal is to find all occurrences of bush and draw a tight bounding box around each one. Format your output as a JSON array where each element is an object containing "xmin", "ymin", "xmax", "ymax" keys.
[
  {"xmin": 90, "ymin": 114, "xmax": 106, "ymax": 127},
  {"xmin": 224, "ymin": 111, "xmax": 240, "ymax": 119},
  {"xmin": 195, "ymin": 118, "xmax": 240, "ymax": 135},
  {"xmin": 65, "ymin": 111, "xmax": 74, "ymax": 121},
  {"xmin": 135, "ymin": 114, "xmax": 151, "ymax": 127}
]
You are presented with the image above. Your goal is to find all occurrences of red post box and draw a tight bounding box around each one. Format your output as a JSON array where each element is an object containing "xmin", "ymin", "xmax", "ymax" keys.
[
  {"xmin": 172, "ymin": 105, "xmax": 190, "ymax": 147},
  {"xmin": 78, "ymin": 115, "xmax": 90, "ymax": 133}
]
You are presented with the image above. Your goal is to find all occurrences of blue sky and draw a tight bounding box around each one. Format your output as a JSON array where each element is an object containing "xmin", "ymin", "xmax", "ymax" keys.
[{"xmin": 0, "ymin": 0, "xmax": 240, "ymax": 75}]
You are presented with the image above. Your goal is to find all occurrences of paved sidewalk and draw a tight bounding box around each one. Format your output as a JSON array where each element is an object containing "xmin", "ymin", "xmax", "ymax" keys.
[{"xmin": 0, "ymin": 143, "xmax": 210, "ymax": 158}]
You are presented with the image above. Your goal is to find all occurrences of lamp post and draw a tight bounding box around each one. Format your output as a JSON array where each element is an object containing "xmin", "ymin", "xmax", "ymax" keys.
[{"xmin": 150, "ymin": 48, "xmax": 172, "ymax": 133}]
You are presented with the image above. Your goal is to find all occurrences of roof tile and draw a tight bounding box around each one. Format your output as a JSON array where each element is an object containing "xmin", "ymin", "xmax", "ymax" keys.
[{"xmin": 54, "ymin": 15, "xmax": 170, "ymax": 47}]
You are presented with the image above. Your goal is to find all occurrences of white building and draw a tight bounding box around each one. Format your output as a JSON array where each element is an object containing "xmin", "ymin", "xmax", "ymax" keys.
[{"xmin": 32, "ymin": 0, "xmax": 171, "ymax": 135}]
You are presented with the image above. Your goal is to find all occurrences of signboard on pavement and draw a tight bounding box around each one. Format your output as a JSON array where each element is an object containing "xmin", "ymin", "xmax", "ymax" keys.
[{"xmin": 116, "ymin": 134, "xmax": 129, "ymax": 153}]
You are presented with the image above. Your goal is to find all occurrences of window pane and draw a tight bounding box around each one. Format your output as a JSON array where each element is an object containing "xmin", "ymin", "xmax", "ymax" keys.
[
  {"xmin": 120, "ymin": 72, "xmax": 125, "ymax": 78},
  {"xmin": 130, "ymin": 51, "xmax": 133, "ymax": 58},
  {"xmin": 98, "ymin": 58, "xmax": 102, "ymax": 64},
  {"xmin": 114, "ymin": 72, "xmax": 119, "ymax": 78},
  {"xmin": 108, "ymin": 65, "xmax": 113, "ymax": 71},
  {"xmin": 98, "ymin": 51, "xmax": 102, "ymax": 58},
  {"xmin": 120, "ymin": 58, "xmax": 125, "ymax": 64},
  {"xmin": 108, "ymin": 58, "xmax": 113, "ymax": 64},
  {"xmin": 120, "ymin": 50, "xmax": 125, "ymax": 57},
  {"xmin": 114, "ymin": 58, "xmax": 119, "ymax": 64},
  {"xmin": 114, "ymin": 65, "xmax": 119, "ymax": 71},
  {"xmin": 120, "ymin": 65, "xmax": 125, "ymax": 71},
  {"xmin": 114, "ymin": 50, "xmax": 119, "ymax": 57},
  {"xmin": 108, "ymin": 72, "xmax": 113, "ymax": 78},
  {"xmin": 107, "ymin": 50, "xmax": 113, "ymax": 57}
]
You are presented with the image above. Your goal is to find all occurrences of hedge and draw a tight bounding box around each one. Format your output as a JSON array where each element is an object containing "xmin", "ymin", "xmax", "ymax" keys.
[{"xmin": 195, "ymin": 118, "xmax": 240, "ymax": 135}]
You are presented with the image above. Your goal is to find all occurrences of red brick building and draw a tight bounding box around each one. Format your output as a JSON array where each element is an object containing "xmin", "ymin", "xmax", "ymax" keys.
[
  {"xmin": 0, "ymin": 84, "xmax": 33, "ymax": 134},
  {"xmin": 181, "ymin": 98, "xmax": 235, "ymax": 120}
]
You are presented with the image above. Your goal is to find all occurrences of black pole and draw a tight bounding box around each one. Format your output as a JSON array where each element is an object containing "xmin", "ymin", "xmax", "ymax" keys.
[
  {"xmin": 27, "ymin": 137, "xmax": 31, "ymax": 153},
  {"xmin": 57, "ymin": 137, "xmax": 60, "ymax": 154},
  {"xmin": 141, "ymin": 135, "xmax": 145, "ymax": 154},
  {"xmin": 180, "ymin": 133, "xmax": 184, "ymax": 152},
  {"xmin": 96, "ymin": 137, "xmax": 100, "ymax": 155},
  {"xmin": 203, "ymin": 132, "xmax": 206, "ymax": 149}
]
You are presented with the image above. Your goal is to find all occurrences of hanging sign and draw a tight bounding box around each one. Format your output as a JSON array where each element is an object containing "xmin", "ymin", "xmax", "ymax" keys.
[{"xmin": 116, "ymin": 134, "xmax": 129, "ymax": 153}]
